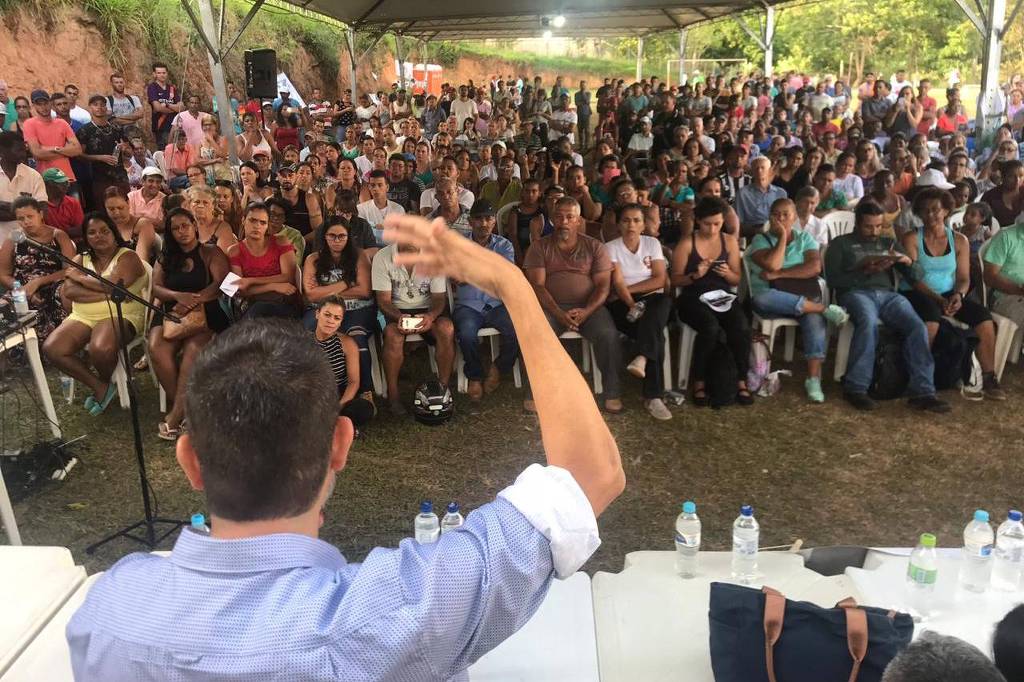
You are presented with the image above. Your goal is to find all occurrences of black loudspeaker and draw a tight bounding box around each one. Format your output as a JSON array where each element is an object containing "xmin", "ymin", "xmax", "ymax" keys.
[{"xmin": 245, "ymin": 49, "xmax": 277, "ymax": 99}]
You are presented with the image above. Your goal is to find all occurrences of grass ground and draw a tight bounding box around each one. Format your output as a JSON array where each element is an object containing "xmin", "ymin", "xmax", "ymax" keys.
[{"xmin": 5, "ymin": 350, "xmax": 1024, "ymax": 576}]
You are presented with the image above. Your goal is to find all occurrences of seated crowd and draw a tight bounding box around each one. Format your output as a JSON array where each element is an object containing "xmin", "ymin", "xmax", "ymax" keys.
[{"xmin": 2, "ymin": 65, "xmax": 1024, "ymax": 434}]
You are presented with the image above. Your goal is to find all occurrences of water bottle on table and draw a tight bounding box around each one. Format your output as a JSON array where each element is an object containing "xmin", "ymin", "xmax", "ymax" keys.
[
  {"xmin": 675, "ymin": 501, "xmax": 701, "ymax": 578},
  {"xmin": 11, "ymin": 280, "xmax": 28, "ymax": 314},
  {"xmin": 960, "ymin": 509, "xmax": 994, "ymax": 593},
  {"xmin": 441, "ymin": 501, "xmax": 464, "ymax": 534},
  {"xmin": 415, "ymin": 500, "xmax": 440, "ymax": 543},
  {"xmin": 906, "ymin": 533, "xmax": 938, "ymax": 616},
  {"xmin": 993, "ymin": 509, "xmax": 1024, "ymax": 592},
  {"xmin": 731, "ymin": 505, "xmax": 759, "ymax": 584}
]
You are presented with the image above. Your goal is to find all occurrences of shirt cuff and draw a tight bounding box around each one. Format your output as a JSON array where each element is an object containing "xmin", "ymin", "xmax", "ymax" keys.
[{"xmin": 497, "ymin": 464, "xmax": 600, "ymax": 579}]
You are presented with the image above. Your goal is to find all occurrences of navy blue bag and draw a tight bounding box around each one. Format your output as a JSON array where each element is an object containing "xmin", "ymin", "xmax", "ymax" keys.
[{"xmin": 709, "ymin": 582, "xmax": 914, "ymax": 682}]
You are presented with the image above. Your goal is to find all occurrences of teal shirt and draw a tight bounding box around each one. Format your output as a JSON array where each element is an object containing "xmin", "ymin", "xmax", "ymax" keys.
[
  {"xmin": 746, "ymin": 228, "xmax": 820, "ymax": 296},
  {"xmin": 982, "ymin": 223, "xmax": 1024, "ymax": 301}
]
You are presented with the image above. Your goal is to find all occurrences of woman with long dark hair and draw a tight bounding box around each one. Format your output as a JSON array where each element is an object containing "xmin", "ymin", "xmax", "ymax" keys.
[
  {"xmin": 302, "ymin": 217, "xmax": 375, "ymax": 398},
  {"xmin": 325, "ymin": 157, "xmax": 361, "ymax": 210},
  {"xmin": 149, "ymin": 208, "xmax": 231, "ymax": 439},
  {"xmin": 43, "ymin": 212, "xmax": 149, "ymax": 416}
]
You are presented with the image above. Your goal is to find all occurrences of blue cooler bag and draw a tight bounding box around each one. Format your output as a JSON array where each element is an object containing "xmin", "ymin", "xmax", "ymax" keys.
[{"xmin": 709, "ymin": 582, "xmax": 914, "ymax": 682}]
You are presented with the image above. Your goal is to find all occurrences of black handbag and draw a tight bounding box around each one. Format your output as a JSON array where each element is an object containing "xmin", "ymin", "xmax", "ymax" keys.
[{"xmin": 709, "ymin": 582, "xmax": 913, "ymax": 682}]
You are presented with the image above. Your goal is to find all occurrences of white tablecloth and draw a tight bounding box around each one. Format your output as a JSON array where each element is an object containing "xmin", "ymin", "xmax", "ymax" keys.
[
  {"xmin": 0, "ymin": 547, "xmax": 85, "ymax": 676},
  {"xmin": 849, "ymin": 548, "xmax": 1024, "ymax": 656},
  {"xmin": 592, "ymin": 551, "xmax": 859, "ymax": 682},
  {"xmin": 469, "ymin": 572, "xmax": 599, "ymax": 681}
]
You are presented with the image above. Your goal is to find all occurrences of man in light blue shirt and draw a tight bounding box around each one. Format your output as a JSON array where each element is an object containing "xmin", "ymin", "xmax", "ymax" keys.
[
  {"xmin": 735, "ymin": 156, "xmax": 788, "ymax": 239},
  {"xmin": 453, "ymin": 199, "xmax": 519, "ymax": 401},
  {"xmin": 67, "ymin": 214, "xmax": 624, "ymax": 682}
]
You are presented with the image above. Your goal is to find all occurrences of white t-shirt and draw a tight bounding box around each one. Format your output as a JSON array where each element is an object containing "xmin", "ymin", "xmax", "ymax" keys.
[
  {"xmin": 420, "ymin": 186, "xmax": 475, "ymax": 213},
  {"xmin": 354, "ymin": 155, "xmax": 373, "ymax": 177},
  {"xmin": 627, "ymin": 133, "xmax": 655, "ymax": 154},
  {"xmin": 834, "ymin": 174, "xmax": 864, "ymax": 200},
  {"xmin": 479, "ymin": 163, "xmax": 521, "ymax": 183},
  {"xmin": 451, "ymin": 99, "xmax": 478, "ymax": 130},
  {"xmin": 605, "ymin": 235, "xmax": 665, "ymax": 292},
  {"xmin": 371, "ymin": 244, "xmax": 447, "ymax": 310},
  {"xmin": 355, "ymin": 105, "xmax": 375, "ymax": 120},
  {"xmin": 548, "ymin": 109, "xmax": 578, "ymax": 144},
  {"xmin": 797, "ymin": 214, "xmax": 828, "ymax": 246},
  {"xmin": 358, "ymin": 199, "xmax": 405, "ymax": 243}
]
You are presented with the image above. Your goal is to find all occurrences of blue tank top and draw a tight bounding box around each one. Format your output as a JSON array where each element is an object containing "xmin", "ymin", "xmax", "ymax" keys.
[{"xmin": 915, "ymin": 227, "xmax": 956, "ymax": 294}]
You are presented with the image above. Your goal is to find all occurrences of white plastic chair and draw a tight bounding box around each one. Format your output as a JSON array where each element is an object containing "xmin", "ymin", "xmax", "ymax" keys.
[
  {"xmin": 674, "ymin": 322, "xmax": 697, "ymax": 390},
  {"xmin": 559, "ymin": 330, "xmax": 601, "ymax": 394},
  {"xmin": 948, "ymin": 209, "xmax": 966, "ymax": 232},
  {"xmin": 822, "ymin": 210, "xmax": 856, "ymax": 242},
  {"xmin": 741, "ymin": 257, "xmax": 799, "ymax": 363},
  {"xmin": 978, "ymin": 239, "xmax": 1022, "ymax": 380},
  {"xmin": 447, "ymin": 286, "xmax": 522, "ymax": 393},
  {"xmin": 494, "ymin": 201, "xmax": 520, "ymax": 241}
]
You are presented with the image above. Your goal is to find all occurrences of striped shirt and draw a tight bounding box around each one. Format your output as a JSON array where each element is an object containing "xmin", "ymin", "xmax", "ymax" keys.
[{"xmin": 315, "ymin": 333, "xmax": 348, "ymax": 395}]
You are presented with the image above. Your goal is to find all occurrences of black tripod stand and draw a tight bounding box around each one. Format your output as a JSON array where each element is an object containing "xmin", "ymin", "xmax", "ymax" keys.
[{"xmin": 11, "ymin": 231, "xmax": 187, "ymax": 553}]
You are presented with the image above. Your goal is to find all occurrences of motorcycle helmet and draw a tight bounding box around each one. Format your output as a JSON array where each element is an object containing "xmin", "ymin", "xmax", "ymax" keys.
[{"xmin": 412, "ymin": 380, "xmax": 454, "ymax": 425}]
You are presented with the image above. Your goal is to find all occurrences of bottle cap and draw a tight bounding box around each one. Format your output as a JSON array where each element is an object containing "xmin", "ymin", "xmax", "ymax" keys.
[
  {"xmin": 1010, "ymin": 510, "xmax": 1022, "ymax": 522},
  {"xmin": 190, "ymin": 513, "xmax": 206, "ymax": 528},
  {"xmin": 420, "ymin": 500, "xmax": 433, "ymax": 513},
  {"xmin": 919, "ymin": 532, "xmax": 936, "ymax": 548},
  {"xmin": 740, "ymin": 505, "xmax": 753, "ymax": 517},
  {"xmin": 974, "ymin": 509, "xmax": 990, "ymax": 523},
  {"xmin": 447, "ymin": 501, "xmax": 459, "ymax": 513},
  {"xmin": 682, "ymin": 501, "xmax": 696, "ymax": 514}
]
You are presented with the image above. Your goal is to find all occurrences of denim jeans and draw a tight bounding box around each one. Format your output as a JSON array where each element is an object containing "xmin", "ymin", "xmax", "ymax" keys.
[
  {"xmin": 452, "ymin": 304, "xmax": 519, "ymax": 380},
  {"xmin": 751, "ymin": 290, "xmax": 827, "ymax": 360},
  {"xmin": 838, "ymin": 289, "xmax": 935, "ymax": 396}
]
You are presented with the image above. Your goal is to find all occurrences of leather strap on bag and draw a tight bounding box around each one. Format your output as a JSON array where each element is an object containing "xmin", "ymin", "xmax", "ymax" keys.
[
  {"xmin": 836, "ymin": 598, "xmax": 869, "ymax": 682},
  {"xmin": 762, "ymin": 587, "xmax": 786, "ymax": 682}
]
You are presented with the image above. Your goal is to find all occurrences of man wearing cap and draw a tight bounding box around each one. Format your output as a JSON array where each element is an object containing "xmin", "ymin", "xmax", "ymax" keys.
[
  {"xmin": 76, "ymin": 95, "xmax": 128, "ymax": 210},
  {"xmin": 276, "ymin": 164, "xmax": 322, "ymax": 243},
  {"xmin": 0, "ymin": 131, "xmax": 47, "ymax": 239},
  {"xmin": 146, "ymin": 62, "xmax": 183, "ymax": 149},
  {"xmin": 128, "ymin": 168, "xmax": 166, "ymax": 225},
  {"xmin": 42, "ymin": 169, "xmax": 85, "ymax": 241},
  {"xmin": 252, "ymin": 148, "xmax": 275, "ymax": 187},
  {"xmin": 479, "ymin": 156, "xmax": 522, "ymax": 210},
  {"xmin": 22, "ymin": 90, "xmax": 81, "ymax": 184},
  {"xmin": 453, "ymin": 199, "xmax": 519, "ymax": 400},
  {"xmin": 272, "ymin": 89, "xmax": 300, "ymax": 115}
]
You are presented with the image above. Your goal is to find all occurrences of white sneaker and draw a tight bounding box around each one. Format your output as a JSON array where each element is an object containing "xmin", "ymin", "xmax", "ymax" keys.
[
  {"xmin": 627, "ymin": 355, "xmax": 647, "ymax": 379},
  {"xmin": 645, "ymin": 398, "xmax": 673, "ymax": 421}
]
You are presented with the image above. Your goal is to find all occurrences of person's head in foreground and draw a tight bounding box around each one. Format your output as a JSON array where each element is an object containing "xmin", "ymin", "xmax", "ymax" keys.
[
  {"xmin": 180, "ymin": 320, "xmax": 352, "ymax": 527},
  {"xmin": 995, "ymin": 604, "xmax": 1024, "ymax": 682},
  {"xmin": 881, "ymin": 632, "xmax": 1006, "ymax": 682}
]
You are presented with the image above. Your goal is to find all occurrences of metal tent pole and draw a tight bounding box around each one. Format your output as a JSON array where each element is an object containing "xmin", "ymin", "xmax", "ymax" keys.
[
  {"xmin": 635, "ymin": 37, "xmax": 644, "ymax": 82},
  {"xmin": 677, "ymin": 29, "xmax": 688, "ymax": 86},
  {"xmin": 181, "ymin": 0, "xmax": 239, "ymax": 165},
  {"xmin": 977, "ymin": 0, "xmax": 1008, "ymax": 149},
  {"xmin": 347, "ymin": 27, "xmax": 359, "ymax": 100}
]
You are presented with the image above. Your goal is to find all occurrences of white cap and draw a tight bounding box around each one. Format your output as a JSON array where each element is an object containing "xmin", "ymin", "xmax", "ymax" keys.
[
  {"xmin": 916, "ymin": 168, "xmax": 954, "ymax": 190},
  {"xmin": 141, "ymin": 166, "xmax": 164, "ymax": 179}
]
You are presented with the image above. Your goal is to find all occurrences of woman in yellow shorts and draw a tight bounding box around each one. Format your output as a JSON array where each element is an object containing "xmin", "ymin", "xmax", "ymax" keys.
[{"xmin": 43, "ymin": 213, "xmax": 148, "ymax": 416}]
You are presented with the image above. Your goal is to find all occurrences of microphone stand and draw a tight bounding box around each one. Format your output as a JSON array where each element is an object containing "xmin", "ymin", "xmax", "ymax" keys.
[{"xmin": 13, "ymin": 232, "xmax": 187, "ymax": 554}]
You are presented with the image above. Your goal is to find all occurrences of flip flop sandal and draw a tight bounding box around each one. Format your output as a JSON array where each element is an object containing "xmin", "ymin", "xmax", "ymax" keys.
[
  {"xmin": 157, "ymin": 422, "xmax": 181, "ymax": 441},
  {"xmin": 84, "ymin": 395, "xmax": 97, "ymax": 411},
  {"xmin": 88, "ymin": 384, "xmax": 118, "ymax": 417}
]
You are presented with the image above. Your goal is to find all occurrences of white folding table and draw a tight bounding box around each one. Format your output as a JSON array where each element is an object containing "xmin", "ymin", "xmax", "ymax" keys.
[{"xmin": 0, "ymin": 546, "xmax": 84, "ymax": 677}]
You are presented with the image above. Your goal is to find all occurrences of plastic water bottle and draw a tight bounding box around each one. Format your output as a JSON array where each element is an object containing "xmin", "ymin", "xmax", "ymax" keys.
[
  {"xmin": 190, "ymin": 513, "xmax": 210, "ymax": 534},
  {"xmin": 626, "ymin": 299, "xmax": 647, "ymax": 323},
  {"xmin": 59, "ymin": 374, "xmax": 74, "ymax": 403},
  {"xmin": 414, "ymin": 501, "xmax": 440, "ymax": 543},
  {"xmin": 906, "ymin": 533, "xmax": 938, "ymax": 615},
  {"xmin": 11, "ymin": 280, "xmax": 28, "ymax": 314},
  {"xmin": 960, "ymin": 509, "xmax": 994, "ymax": 592},
  {"xmin": 441, "ymin": 501, "xmax": 464, "ymax": 534},
  {"xmin": 731, "ymin": 505, "xmax": 759, "ymax": 583},
  {"xmin": 992, "ymin": 510, "xmax": 1024, "ymax": 591},
  {"xmin": 675, "ymin": 501, "xmax": 701, "ymax": 578}
]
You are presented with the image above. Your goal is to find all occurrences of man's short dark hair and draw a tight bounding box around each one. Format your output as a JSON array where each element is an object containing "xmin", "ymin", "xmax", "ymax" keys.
[
  {"xmin": 995, "ymin": 603, "xmax": 1024, "ymax": 682},
  {"xmin": 367, "ymin": 169, "xmax": 388, "ymax": 182},
  {"xmin": 152, "ymin": 62, "xmax": 168, "ymax": 71},
  {"xmin": 185, "ymin": 321, "xmax": 339, "ymax": 522},
  {"xmin": 854, "ymin": 198, "xmax": 885, "ymax": 226}
]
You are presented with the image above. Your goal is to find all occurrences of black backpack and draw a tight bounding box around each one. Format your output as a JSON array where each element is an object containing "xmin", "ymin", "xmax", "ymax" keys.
[
  {"xmin": 707, "ymin": 333, "xmax": 739, "ymax": 408},
  {"xmin": 868, "ymin": 328, "xmax": 909, "ymax": 400},
  {"xmin": 932, "ymin": 319, "xmax": 978, "ymax": 391}
]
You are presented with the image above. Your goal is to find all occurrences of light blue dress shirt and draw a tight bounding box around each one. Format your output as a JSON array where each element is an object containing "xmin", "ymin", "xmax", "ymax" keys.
[
  {"xmin": 456, "ymin": 233, "xmax": 515, "ymax": 313},
  {"xmin": 735, "ymin": 182, "xmax": 788, "ymax": 229},
  {"xmin": 67, "ymin": 496, "xmax": 563, "ymax": 681}
]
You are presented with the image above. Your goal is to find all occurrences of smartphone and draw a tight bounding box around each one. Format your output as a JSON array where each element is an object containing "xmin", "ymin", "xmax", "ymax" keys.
[{"xmin": 400, "ymin": 315, "xmax": 423, "ymax": 331}]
